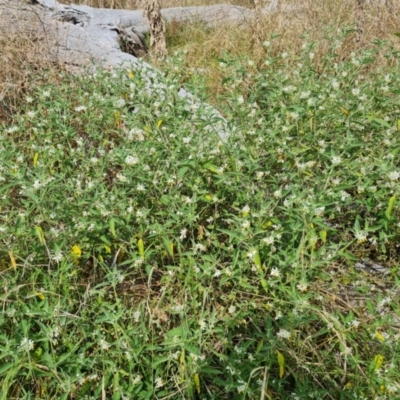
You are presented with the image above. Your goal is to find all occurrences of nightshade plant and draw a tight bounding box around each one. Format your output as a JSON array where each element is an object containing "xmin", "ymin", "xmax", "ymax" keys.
[{"xmin": 0, "ymin": 28, "xmax": 400, "ymax": 399}]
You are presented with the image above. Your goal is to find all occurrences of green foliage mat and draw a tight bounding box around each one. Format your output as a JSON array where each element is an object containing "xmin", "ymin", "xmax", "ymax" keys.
[{"xmin": 1, "ymin": 30, "xmax": 400, "ymax": 399}]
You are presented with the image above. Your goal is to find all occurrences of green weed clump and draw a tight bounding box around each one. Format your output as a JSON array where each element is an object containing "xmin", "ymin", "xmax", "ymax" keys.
[{"xmin": 1, "ymin": 28, "xmax": 400, "ymax": 399}]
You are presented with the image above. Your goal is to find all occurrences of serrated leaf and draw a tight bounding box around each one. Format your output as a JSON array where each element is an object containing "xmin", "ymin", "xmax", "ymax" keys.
[
  {"xmin": 138, "ymin": 238, "xmax": 145, "ymax": 260},
  {"xmin": 109, "ymin": 218, "xmax": 116, "ymax": 237},
  {"xmin": 373, "ymin": 354, "xmax": 384, "ymax": 371},
  {"xmin": 35, "ymin": 226, "xmax": 45, "ymax": 245},
  {"xmin": 0, "ymin": 362, "xmax": 13, "ymax": 375},
  {"xmin": 385, "ymin": 195, "xmax": 396, "ymax": 220},
  {"xmin": 178, "ymin": 166, "xmax": 189, "ymax": 179},
  {"xmin": 8, "ymin": 251, "xmax": 17, "ymax": 269},
  {"xmin": 163, "ymin": 237, "xmax": 174, "ymax": 257},
  {"xmin": 194, "ymin": 373, "xmax": 200, "ymax": 394},
  {"xmin": 180, "ymin": 348, "xmax": 185, "ymax": 373},
  {"xmin": 253, "ymin": 251, "xmax": 262, "ymax": 274},
  {"xmin": 277, "ymin": 351, "xmax": 285, "ymax": 378},
  {"xmin": 373, "ymin": 118, "xmax": 391, "ymax": 128}
]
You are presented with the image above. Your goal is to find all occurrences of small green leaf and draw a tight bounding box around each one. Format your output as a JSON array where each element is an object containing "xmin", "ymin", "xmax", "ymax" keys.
[
  {"xmin": 385, "ymin": 195, "xmax": 396, "ymax": 220},
  {"xmin": 178, "ymin": 166, "xmax": 189, "ymax": 179},
  {"xmin": 194, "ymin": 373, "xmax": 201, "ymax": 394},
  {"xmin": 138, "ymin": 238, "xmax": 145, "ymax": 259},
  {"xmin": 277, "ymin": 351, "xmax": 285, "ymax": 378},
  {"xmin": 35, "ymin": 226, "xmax": 45, "ymax": 245},
  {"xmin": 109, "ymin": 218, "xmax": 116, "ymax": 237}
]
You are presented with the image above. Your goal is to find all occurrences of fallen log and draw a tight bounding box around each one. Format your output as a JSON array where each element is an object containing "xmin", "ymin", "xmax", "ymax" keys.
[{"xmin": 0, "ymin": 0, "xmax": 281, "ymax": 69}]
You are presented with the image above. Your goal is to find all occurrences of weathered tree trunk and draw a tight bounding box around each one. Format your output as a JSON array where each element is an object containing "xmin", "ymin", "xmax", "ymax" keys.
[
  {"xmin": 143, "ymin": 0, "xmax": 167, "ymax": 58},
  {"xmin": 0, "ymin": 0, "xmax": 287, "ymax": 72}
]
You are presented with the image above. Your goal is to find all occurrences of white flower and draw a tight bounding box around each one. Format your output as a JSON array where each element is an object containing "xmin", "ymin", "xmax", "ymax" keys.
[
  {"xmin": 136, "ymin": 184, "xmax": 145, "ymax": 191},
  {"xmin": 388, "ymin": 171, "xmax": 400, "ymax": 181},
  {"xmin": 117, "ymin": 173, "xmax": 128, "ymax": 182},
  {"xmin": 282, "ymin": 85, "xmax": 294, "ymax": 93},
  {"xmin": 128, "ymin": 129, "xmax": 145, "ymax": 141},
  {"xmin": 262, "ymin": 236, "xmax": 274, "ymax": 245},
  {"xmin": 133, "ymin": 310, "xmax": 141, "ymax": 322},
  {"xmin": 237, "ymin": 95, "xmax": 245, "ymax": 104},
  {"xmin": 351, "ymin": 88, "xmax": 360, "ymax": 96},
  {"xmin": 296, "ymin": 283, "xmax": 308, "ymax": 292},
  {"xmin": 52, "ymin": 251, "xmax": 63, "ymax": 263},
  {"xmin": 228, "ymin": 305, "xmax": 236, "ymax": 314},
  {"xmin": 154, "ymin": 377, "xmax": 164, "ymax": 388},
  {"xmin": 99, "ymin": 338, "xmax": 110, "ymax": 350},
  {"xmin": 42, "ymin": 91, "xmax": 51, "ymax": 97},
  {"xmin": 242, "ymin": 205, "xmax": 250, "ymax": 214},
  {"xmin": 214, "ymin": 269, "xmax": 222, "ymax": 277},
  {"xmin": 90, "ymin": 157, "xmax": 99, "ymax": 164},
  {"xmin": 246, "ymin": 248, "xmax": 257, "ymax": 259},
  {"xmin": 263, "ymin": 41, "xmax": 271, "ymax": 47},
  {"xmin": 74, "ymin": 105, "xmax": 87, "ymax": 112},
  {"xmin": 194, "ymin": 243, "xmax": 206, "ymax": 252},
  {"xmin": 277, "ymin": 329, "xmax": 291, "ymax": 339},
  {"xmin": 183, "ymin": 196, "xmax": 193, "ymax": 204},
  {"xmin": 115, "ymin": 99, "xmax": 125, "ymax": 108},
  {"xmin": 182, "ymin": 136, "xmax": 191, "ymax": 144},
  {"xmin": 331, "ymin": 155, "xmax": 341, "ymax": 164},
  {"xmin": 281, "ymin": 52, "xmax": 289, "ymax": 59},
  {"xmin": 309, "ymin": 52, "xmax": 315, "ymax": 60},
  {"xmin": 300, "ymin": 90, "xmax": 311, "ymax": 99},
  {"xmin": 132, "ymin": 375, "xmax": 142, "ymax": 385},
  {"xmin": 331, "ymin": 79, "xmax": 340, "ymax": 90},
  {"xmin": 275, "ymin": 311, "xmax": 282, "ymax": 320},
  {"xmin": 350, "ymin": 319, "xmax": 360, "ymax": 328},
  {"xmin": 237, "ymin": 381, "xmax": 246, "ymax": 393},
  {"xmin": 241, "ymin": 220, "xmax": 250, "ymax": 230},
  {"xmin": 354, "ymin": 231, "xmax": 367, "ymax": 243},
  {"xmin": 20, "ymin": 337, "xmax": 34, "ymax": 351},
  {"xmin": 340, "ymin": 191, "xmax": 350, "ymax": 201},
  {"xmin": 6, "ymin": 126, "xmax": 19, "ymax": 133},
  {"xmin": 125, "ymin": 155, "xmax": 139, "ymax": 165},
  {"xmin": 33, "ymin": 180, "xmax": 42, "ymax": 190},
  {"xmin": 314, "ymin": 207, "xmax": 325, "ymax": 216},
  {"xmin": 179, "ymin": 228, "xmax": 187, "ymax": 240},
  {"xmin": 273, "ymin": 189, "xmax": 281, "ymax": 198},
  {"xmin": 27, "ymin": 111, "xmax": 36, "ymax": 118},
  {"xmin": 270, "ymin": 267, "xmax": 281, "ymax": 277},
  {"xmin": 26, "ymin": 96, "xmax": 34, "ymax": 103}
]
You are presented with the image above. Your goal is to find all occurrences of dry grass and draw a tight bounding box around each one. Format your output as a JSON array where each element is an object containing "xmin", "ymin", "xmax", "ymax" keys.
[
  {"xmin": 0, "ymin": 3, "xmax": 61, "ymax": 123},
  {"xmin": 1, "ymin": 0, "xmax": 400, "ymax": 122},
  {"xmin": 152, "ymin": 0, "xmax": 400, "ymax": 101}
]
